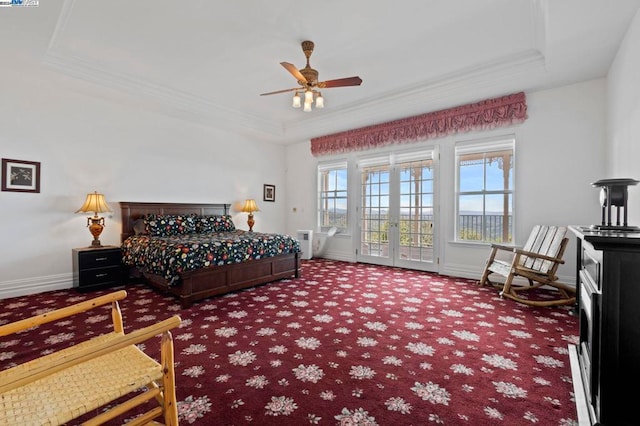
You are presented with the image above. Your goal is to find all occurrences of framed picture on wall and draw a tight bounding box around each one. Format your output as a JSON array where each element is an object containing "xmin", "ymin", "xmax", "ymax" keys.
[
  {"xmin": 1, "ymin": 159, "xmax": 41, "ymax": 193},
  {"xmin": 263, "ymin": 184, "xmax": 275, "ymax": 202}
]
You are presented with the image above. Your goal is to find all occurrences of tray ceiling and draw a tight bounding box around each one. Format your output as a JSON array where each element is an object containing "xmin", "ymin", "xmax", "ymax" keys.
[{"xmin": 2, "ymin": 0, "xmax": 639, "ymax": 144}]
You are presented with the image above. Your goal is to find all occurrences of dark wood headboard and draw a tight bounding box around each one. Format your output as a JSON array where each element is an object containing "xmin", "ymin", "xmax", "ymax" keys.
[{"xmin": 119, "ymin": 201, "xmax": 231, "ymax": 242}]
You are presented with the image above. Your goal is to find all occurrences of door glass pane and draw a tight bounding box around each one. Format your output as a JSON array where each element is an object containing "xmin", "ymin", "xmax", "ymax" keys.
[
  {"xmin": 398, "ymin": 159, "xmax": 434, "ymax": 262},
  {"xmin": 360, "ymin": 165, "xmax": 390, "ymax": 257}
]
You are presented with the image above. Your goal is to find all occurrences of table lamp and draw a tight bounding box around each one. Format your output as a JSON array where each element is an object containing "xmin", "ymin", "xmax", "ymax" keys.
[
  {"xmin": 75, "ymin": 191, "xmax": 112, "ymax": 247},
  {"xmin": 241, "ymin": 199, "xmax": 259, "ymax": 232}
]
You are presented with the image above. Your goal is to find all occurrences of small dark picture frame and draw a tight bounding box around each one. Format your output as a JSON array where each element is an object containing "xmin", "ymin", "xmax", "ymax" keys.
[
  {"xmin": 1, "ymin": 159, "xmax": 41, "ymax": 193},
  {"xmin": 263, "ymin": 184, "xmax": 275, "ymax": 202}
]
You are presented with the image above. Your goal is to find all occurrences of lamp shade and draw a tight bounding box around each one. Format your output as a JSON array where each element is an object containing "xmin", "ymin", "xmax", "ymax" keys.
[
  {"xmin": 304, "ymin": 90, "xmax": 314, "ymax": 104},
  {"xmin": 75, "ymin": 191, "xmax": 112, "ymax": 215},
  {"xmin": 303, "ymin": 101, "xmax": 312, "ymax": 112},
  {"xmin": 292, "ymin": 92, "xmax": 301, "ymax": 108},
  {"xmin": 241, "ymin": 199, "xmax": 259, "ymax": 213}
]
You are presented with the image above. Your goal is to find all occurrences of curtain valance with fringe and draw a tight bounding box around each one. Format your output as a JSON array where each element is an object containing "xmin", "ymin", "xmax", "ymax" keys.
[{"xmin": 310, "ymin": 92, "xmax": 527, "ymax": 157}]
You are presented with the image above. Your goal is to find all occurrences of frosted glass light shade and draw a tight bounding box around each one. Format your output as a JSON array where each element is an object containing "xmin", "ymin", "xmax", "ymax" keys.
[
  {"xmin": 304, "ymin": 90, "xmax": 314, "ymax": 104},
  {"xmin": 292, "ymin": 93, "xmax": 301, "ymax": 108}
]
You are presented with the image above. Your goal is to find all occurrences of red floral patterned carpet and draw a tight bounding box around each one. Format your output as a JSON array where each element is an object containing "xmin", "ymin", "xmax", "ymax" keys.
[{"xmin": 0, "ymin": 259, "xmax": 579, "ymax": 425}]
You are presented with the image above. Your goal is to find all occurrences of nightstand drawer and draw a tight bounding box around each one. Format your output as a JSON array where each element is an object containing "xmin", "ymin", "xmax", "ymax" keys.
[
  {"xmin": 77, "ymin": 248, "xmax": 122, "ymax": 269},
  {"xmin": 78, "ymin": 266, "xmax": 122, "ymax": 286}
]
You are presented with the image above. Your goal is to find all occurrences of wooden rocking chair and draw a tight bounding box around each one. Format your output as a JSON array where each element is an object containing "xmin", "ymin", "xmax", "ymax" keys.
[
  {"xmin": 479, "ymin": 225, "xmax": 576, "ymax": 307},
  {"xmin": 0, "ymin": 290, "xmax": 181, "ymax": 426}
]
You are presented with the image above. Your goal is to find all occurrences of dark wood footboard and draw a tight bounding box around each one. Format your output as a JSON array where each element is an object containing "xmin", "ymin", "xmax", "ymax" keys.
[{"xmin": 141, "ymin": 252, "xmax": 299, "ymax": 308}]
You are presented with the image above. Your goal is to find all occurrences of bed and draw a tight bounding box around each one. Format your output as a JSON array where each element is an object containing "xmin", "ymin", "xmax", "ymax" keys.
[{"xmin": 120, "ymin": 201, "xmax": 300, "ymax": 308}]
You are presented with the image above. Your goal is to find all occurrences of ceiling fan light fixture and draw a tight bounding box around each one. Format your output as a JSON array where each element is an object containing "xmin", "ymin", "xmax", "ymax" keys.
[
  {"xmin": 315, "ymin": 92, "xmax": 324, "ymax": 108},
  {"xmin": 304, "ymin": 89, "xmax": 314, "ymax": 104},
  {"xmin": 292, "ymin": 92, "xmax": 301, "ymax": 108},
  {"xmin": 303, "ymin": 101, "xmax": 312, "ymax": 112}
]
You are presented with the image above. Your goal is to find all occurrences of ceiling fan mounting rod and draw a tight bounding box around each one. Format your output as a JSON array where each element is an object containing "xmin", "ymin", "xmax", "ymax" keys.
[
  {"xmin": 299, "ymin": 41, "xmax": 318, "ymax": 85},
  {"xmin": 301, "ymin": 40, "xmax": 315, "ymax": 60}
]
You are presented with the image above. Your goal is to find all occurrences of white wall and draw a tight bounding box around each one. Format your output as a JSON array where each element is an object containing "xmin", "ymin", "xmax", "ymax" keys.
[
  {"xmin": 8, "ymin": 9, "xmax": 638, "ymax": 299},
  {"xmin": 0, "ymin": 68, "xmax": 288, "ymax": 298},
  {"xmin": 606, "ymin": 8, "xmax": 640, "ymax": 224},
  {"xmin": 284, "ymin": 79, "xmax": 607, "ymax": 284}
]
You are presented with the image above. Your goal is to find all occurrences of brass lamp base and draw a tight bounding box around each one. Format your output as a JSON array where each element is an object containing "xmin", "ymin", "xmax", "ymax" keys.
[
  {"xmin": 247, "ymin": 213, "xmax": 255, "ymax": 232},
  {"xmin": 87, "ymin": 215, "xmax": 105, "ymax": 247}
]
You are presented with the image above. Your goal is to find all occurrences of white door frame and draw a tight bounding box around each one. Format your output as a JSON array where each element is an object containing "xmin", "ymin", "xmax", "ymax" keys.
[{"xmin": 355, "ymin": 147, "xmax": 439, "ymax": 272}]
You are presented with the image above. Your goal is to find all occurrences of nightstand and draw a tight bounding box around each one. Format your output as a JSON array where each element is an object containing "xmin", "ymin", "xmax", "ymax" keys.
[{"xmin": 72, "ymin": 246, "xmax": 124, "ymax": 292}]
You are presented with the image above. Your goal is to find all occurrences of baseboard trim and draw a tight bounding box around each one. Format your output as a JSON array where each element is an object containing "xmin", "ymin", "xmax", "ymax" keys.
[
  {"xmin": 441, "ymin": 263, "xmax": 575, "ymax": 289},
  {"xmin": 0, "ymin": 273, "xmax": 73, "ymax": 300},
  {"xmin": 440, "ymin": 262, "xmax": 480, "ymax": 280},
  {"xmin": 313, "ymin": 249, "xmax": 355, "ymax": 263}
]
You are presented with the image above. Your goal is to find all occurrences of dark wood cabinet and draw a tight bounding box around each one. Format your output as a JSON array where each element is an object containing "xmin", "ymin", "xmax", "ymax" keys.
[
  {"xmin": 72, "ymin": 246, "xmax": 123, "ymax": 292},
  {"xmin": 568, "ymin": 226, "xmax": 640, "ymax": 425}
]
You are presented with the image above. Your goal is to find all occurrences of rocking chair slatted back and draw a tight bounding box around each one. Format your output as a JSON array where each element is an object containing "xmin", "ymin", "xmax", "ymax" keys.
[{"xmin": 521, "ymin": 225, "xmax": 567, "ymax": 273}]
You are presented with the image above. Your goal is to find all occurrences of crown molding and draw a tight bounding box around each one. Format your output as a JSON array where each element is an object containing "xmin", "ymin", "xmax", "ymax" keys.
[
  {"xmin": 287, "ymin": 49, "xmax": 546, "ymax": 140},
  {"xmin": 43, "ymin": 50, "xmax": 285, "ymax": 138}
]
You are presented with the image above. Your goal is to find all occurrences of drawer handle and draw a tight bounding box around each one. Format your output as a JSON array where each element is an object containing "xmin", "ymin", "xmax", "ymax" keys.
[
  {"xmin": 95, "ymin": 273, "xmax": 108, "ymax": 278},
  {"xmin": 95, "ymin": 257, "xmax": 108, "ymax": 261}
]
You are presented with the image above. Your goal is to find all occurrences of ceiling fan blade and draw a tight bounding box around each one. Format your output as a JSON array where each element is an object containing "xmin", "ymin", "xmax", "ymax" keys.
[
  {"xmin": 260, "ymin": 87, "xmax": 300, "ymax": 96},
  {"xmin": 318, "ymin": 76, "xmax": 363, "ymax": 89},
  {"xmin": 281, "ymin": 62, "xmax": 307, "ymax": 84}
]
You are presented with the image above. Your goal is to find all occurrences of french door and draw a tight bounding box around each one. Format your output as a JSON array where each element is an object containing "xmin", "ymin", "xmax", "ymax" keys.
[{"xmin": 356, "ymin": 149, "xmax": 438, "ymax": 272}]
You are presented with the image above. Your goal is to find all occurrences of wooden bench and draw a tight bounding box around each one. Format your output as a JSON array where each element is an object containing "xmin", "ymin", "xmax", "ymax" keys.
[{"xmin": 0, "ymin": 290, "xmax": 181, "ymax": 425}]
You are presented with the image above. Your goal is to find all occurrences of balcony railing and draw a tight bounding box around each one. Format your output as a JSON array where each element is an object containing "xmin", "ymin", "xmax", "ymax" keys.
[
  {"xmin": 323, "ymin": 213, "xmax": 512, "ymax": 243},
  {"xmin": 458, "ymin": 214, "xmax": 512, "ymax": 242}
]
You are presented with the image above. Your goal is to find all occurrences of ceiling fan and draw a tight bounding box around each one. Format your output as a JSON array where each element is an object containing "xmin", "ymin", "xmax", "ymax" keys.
[{"xmin": 260, "ymin": 40, "xmax": 363, "ymax": 111}]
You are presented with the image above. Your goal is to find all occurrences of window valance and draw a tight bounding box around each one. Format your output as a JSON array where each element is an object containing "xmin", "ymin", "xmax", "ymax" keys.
[{"xmin": 310, "ymin": 92, "xmax": 527, "ymax": 157}]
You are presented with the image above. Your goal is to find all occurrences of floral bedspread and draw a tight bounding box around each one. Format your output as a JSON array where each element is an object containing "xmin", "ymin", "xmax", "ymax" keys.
[{"xmin": 121, "ymin": 230, "xmax": 301, "ymax": 285}]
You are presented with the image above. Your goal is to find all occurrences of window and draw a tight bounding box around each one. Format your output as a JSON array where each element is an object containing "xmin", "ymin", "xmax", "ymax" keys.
[
  {"xmin": 318, "ymin": 161, "xmax": 348, "ymax": 232},
  {"xmin": 455, "ymin": 136, "xmax": 514, "ymax": 243}
]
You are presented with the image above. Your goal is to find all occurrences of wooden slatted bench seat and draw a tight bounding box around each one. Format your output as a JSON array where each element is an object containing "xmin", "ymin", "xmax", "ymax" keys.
[{"xmin": 0, "ymin": 290, "xmax": 181, "ymax": 426}]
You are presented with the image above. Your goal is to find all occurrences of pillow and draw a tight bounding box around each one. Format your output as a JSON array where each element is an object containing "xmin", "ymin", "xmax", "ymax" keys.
[
  {"xmin": 132, "ymin": 218, "xmax": 147, "ymax": 235},
  {"xmin": 144, "ymin": 214, "xmax": 197, "ymax": 237},
  {"xmin": 195, "ymin": 215, "xmax": 236, "ymax": 233}
]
